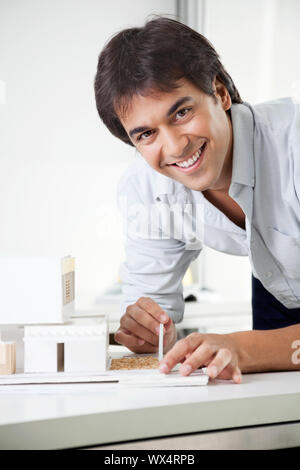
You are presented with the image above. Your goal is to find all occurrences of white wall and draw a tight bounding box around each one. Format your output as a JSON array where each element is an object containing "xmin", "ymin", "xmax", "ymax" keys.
[
  {"xmin": 1, "ymin": 0, "xmax": 299, "ymax": 311},
  {"xmin": 0, "ymin": 0, "xmax": 176, "ymax": 309},
  {"xmin": 203, "ymin": 0, "xmax": 300, "ymax": 104}
]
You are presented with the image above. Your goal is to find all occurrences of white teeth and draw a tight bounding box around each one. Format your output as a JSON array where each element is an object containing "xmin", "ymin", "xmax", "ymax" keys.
[{"xmin": 175, "ymin": 146, "xmax": 204, "ymax": 168}]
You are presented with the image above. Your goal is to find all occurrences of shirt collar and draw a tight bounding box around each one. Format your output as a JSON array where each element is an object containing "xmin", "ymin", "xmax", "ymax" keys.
[{"xmin": 230, "ymin": 102, "xmax": 255, "ymax": 188}]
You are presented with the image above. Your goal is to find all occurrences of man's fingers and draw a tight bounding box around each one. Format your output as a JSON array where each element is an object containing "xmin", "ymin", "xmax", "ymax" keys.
[
  {"xmin": 160, "ymin": 333, "xmax": 204, "ymax": 373},
  {"xmin": 116, "ymin": 297, "xmax": 172, "ymax": 354},
  {"xmin": 114, "ymin": 328, "xmax": 157, "ymax": 354},
  {"xmin": 120, "ymin": 314, "xmax": 159, "ymax": 346},
  {"xmin": 136, "ymin": 297, "xmax": 169, "ymax": 324},
  {"xmin": 114, "ymin": 328, "xmax": 144, "ymax": 347},
  {"xmin": 179, "ymin": 342, "xmax": 218, "ymax": 375},
  {"xmin": 206, "ymin": 348, "xmax": 233, "ymax": 379},
  {"xmin": 216, "ymin": 364, "xmax": 242, "ymax": 384},
  {"xmin": 205, "ymin": 349, "xmax": 242, "ymax": 383},
  {"xmin": 232, "ymin": 367, "xmax": 242, "ymax": 384},
  {"xmin": 125, "ymin": 301, "xmax": 168, "ymax": 338},
  {"xmin": 164, "ymin": 316, "xmax": 174, "ymax": 333},
  {"xmin": 178, "ymin": 346, "xmax": 242, "ymax": 384}
]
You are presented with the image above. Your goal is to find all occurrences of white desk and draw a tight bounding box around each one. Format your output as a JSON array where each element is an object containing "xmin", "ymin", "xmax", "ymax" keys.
[{"xmin": 0, "ymin": 354, "xmax": 299, "ymax": 450}]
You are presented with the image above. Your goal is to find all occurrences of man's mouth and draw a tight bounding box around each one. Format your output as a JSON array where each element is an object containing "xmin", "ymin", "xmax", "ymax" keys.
[{"xmin": 169, "ymin": 142, "xmax": 207, "ymax": 173}]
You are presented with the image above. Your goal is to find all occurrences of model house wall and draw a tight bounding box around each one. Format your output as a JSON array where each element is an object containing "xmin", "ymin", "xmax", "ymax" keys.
[
  {"xmin": 0, "ymin": 256, "xmax": 75, "ymax": 325},
  {"xmin": 0, "ymin": 342, "xmax": 16, "ymax": 375},
  {"xmin": 24, "ymin": 319, "xmax": 109, "ymax": 373}
]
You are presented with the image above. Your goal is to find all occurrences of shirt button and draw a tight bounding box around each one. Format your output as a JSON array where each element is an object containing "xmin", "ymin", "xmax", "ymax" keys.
[
  {"xmin": 264, "ymin": 271, "xmax": 273, "ymax": 279},
  {"xmin": 206, "ymin": 210, "xmax": 212, "ymax": 217}
]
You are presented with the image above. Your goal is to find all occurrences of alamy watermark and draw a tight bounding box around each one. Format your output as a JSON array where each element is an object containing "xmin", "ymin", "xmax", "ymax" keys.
[
  {"xmin": 118, "ymin": 196, "xmax": 205, "ymax": 250},
  {"xmin": 291, "ymin": 339, "xmax": 300, "ymax": 365}
]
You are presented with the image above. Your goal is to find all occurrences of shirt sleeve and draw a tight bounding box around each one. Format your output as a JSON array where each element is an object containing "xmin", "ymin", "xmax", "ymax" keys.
[
  {"xmin": 119, "ymin": 236, "xmax": 200, "ymax": 323},
  {"xmin": 117, "ymin": 170, "xmax": 201, "ymax": 323}
]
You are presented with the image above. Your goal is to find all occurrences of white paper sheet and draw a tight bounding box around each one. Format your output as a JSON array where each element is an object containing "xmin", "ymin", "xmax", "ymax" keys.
[
  {"xmin": 0, "ymin": 353, "xmax": 209, "ymax": 388},
  {"xmin": 117, "ymin": 369, "xmax": 209, "ymax": 387},
  {"xmin": 0, "ymin": 370, "xmax": 118, "ymax": 385}
]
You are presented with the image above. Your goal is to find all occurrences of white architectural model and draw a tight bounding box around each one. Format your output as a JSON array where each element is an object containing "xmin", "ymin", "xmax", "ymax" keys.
[
  {"xmin": 0, "ymin": 342, "xmax": 16, "ymax": 374},
  {"xmin": 24, "ymin": 319, "xmax": 109, "ymax": 373},
  {"xmin": 0, "ymin": 256, "xmax": 75, "ymax": 325},
  {"xmin": 0, "ymin": 255, "xmax": 110, "ymax": 376}
]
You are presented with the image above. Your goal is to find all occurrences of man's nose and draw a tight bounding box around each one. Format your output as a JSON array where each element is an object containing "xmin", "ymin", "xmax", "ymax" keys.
[{"xmin": 161, "ymin": 129, "xmax": 189, "ymax": 159}]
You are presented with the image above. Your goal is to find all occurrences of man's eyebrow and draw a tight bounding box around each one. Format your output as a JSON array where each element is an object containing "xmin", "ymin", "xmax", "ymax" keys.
[
  {"xmin": 128, "ymin": 96, "xmax": 194, "ymax": 139},
  {"xmin": 166, "ymin": 96, "xmax": 194, "ymax": 117},
  {"xmin": 129, "ymin": 126, "xmax": 149, "ymax": 139}
]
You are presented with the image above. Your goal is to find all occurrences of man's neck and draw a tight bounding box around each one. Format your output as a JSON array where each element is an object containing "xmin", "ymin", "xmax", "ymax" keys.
[
  {"xmin": 210, "ymin": 110, "xmax": 233, "ymax": 195},
  {"xmin": 202, "ymin": 188, "xmax": 245, "ymax": 230}
]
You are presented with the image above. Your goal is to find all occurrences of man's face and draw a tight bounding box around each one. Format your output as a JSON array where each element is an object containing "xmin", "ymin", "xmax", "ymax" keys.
[{"xmin": 119, "ymin": 78, "xmax": 233, "ymax": 192}]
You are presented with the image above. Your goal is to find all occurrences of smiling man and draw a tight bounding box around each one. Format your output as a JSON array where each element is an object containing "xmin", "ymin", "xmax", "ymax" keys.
[{"xmin": 94, "ymin": 17, "xmax": 300, "ymax": 382}]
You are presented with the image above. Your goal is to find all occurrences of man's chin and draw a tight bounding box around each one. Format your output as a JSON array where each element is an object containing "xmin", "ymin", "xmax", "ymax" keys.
[
  {"xmin": 180, "ymin": 176, "xmax": 213, "ymax": 192},
  {"xmin": 163, "ymin": 165, "xmax": 216, "ymax": 192}
]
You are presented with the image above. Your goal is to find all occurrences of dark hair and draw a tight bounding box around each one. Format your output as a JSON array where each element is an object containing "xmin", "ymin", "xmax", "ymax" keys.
[{"xmin": 94, "ymin": 17, "xmax": 243, "ymax": 147}]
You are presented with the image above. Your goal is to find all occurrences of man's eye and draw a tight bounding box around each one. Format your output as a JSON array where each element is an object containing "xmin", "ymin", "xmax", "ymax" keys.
[
  {"xmin": 137, "ymin": 130, "xmax": 153, "ymax": 141},
  {"xmin": 175, "ymin": 108, "xmax": 190, "ymax": 119}
]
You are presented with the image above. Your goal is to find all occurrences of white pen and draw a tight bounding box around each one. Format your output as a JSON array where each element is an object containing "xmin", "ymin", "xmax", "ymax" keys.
[{"xmin": 158, "ymin": 323, "xmax": 164, "ymax": 361}]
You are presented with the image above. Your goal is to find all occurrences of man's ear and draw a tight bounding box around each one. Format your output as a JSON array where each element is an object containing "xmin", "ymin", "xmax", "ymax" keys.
[{"xmin": 213, "ymin": 77, "xmax": 232, "ymax": 111}]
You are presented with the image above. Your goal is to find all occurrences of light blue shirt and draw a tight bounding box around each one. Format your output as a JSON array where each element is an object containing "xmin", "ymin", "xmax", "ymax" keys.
[{"xmin": 117, "ymin": 97, "xmax": 300, "ymax": 322}]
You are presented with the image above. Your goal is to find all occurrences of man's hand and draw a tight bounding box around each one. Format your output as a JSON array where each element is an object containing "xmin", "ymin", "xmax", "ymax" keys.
[
  {"xmin": 114, "ymin": 297, "xmax": 177, "ymax": 353},
  {"xmin": 159, "ymin": 332, "xmax": 242, "ymax": 384}
]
